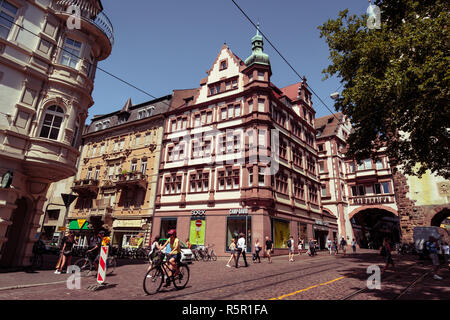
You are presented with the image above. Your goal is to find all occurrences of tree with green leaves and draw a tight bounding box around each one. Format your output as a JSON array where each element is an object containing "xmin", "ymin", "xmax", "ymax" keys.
[{"xmin": 318, "ymin": 0, "xmax": 449, "ymax": 178}]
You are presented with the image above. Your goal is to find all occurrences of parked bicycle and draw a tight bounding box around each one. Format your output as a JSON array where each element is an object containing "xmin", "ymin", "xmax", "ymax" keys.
[
  {"xmin": 73, "ymin": 251, "xmax": 116, "ymax": 277},
  {"xmin": 203, "ymin": 244, "xmax": 217, "ymax": 261},
  {"xmin": 143, "ymin": 252, "xmax": 190, "ymax": 295}
]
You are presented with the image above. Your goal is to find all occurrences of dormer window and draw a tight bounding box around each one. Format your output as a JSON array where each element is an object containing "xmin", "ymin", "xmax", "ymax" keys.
[{"xmin": 137, "ymin": 106, "xmax": 155, "ymax": 119}]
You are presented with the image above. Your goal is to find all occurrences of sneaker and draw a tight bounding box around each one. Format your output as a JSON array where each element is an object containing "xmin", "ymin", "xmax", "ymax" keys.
[
  {"xmin": 226, "ymin": 264, "xmax": 231, "ymax": 268},
  {"xmin": 55, "ymin": 270, "xmax": 61, "ymax": 274},
  {"xmin": 433, "ymin": 274, "xmax": 443, "ymax": 280}
]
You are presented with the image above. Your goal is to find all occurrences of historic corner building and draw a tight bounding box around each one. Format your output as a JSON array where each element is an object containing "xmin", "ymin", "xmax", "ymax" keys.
[
  {"xmin": 66, "ymin": 95, "xmax": 175, "ymax": 248},
  {"xmin": 0, "ymin": 0, "xmax": 113, "ymax": 267},
  {"xmin": 152, "ymin": 29, "xmax": 338, "ymax": 256},
  {"xmin": 316, "ymin": 113, "xmax": 401, "ymax": 248}
]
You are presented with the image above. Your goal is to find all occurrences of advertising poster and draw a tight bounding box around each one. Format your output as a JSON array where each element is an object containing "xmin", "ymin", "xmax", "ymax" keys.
[
  {"xmin": 273, "ymin": 220, "xmax": 290, "ymax": 248},
  {"xmin": 189, "ymin": 219, "xmax": 206, "ymax": 246}
]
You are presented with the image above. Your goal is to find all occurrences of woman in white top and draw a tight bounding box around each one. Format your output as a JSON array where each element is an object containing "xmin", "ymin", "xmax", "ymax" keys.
[{"xmin": 147, "ymin": 235, "xmax": 162, "ymax": 271}]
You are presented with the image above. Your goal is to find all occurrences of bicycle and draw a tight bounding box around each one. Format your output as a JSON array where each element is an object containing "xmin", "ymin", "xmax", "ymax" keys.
[
  {"xmin": 73, "ymin": 251, "xmax": 116, "ymax": 277},
  {"xmin": 203, "ymin": 244, "xmax": 217, "ymax": 261},
  {"xmin": 143, "ymin": 252, "xmax": 190, "ymax": 295}
]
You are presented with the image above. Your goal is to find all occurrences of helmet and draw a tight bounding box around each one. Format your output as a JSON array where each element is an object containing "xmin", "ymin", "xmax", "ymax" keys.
[{"xmin": 167, "ymin": 229, "xmax": 177, "ymax": 236}]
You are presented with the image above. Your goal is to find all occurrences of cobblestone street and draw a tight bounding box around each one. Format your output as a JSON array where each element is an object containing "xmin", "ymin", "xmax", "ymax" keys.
[{"xmin": 0, "ymin": 249, "xmax": 448, "ymax": 300}]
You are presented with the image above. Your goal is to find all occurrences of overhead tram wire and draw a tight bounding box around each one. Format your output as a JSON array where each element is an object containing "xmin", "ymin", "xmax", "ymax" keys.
[
  {"xmin": 4, "ymin": 15, "xmax": 173, "ymax": 109},
  {"xmin": 230, "ymin": 0, "xmax": 342, "ymax": 124}
]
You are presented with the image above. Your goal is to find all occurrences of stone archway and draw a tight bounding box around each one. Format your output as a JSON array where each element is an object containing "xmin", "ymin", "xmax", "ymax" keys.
[
  {"xmin": 349, "ymin": 206, "xmax": 401, "ymax": 249},
  {"xmin": 430, "ymin": 207, "xmax": 450, "ymax": 228}
]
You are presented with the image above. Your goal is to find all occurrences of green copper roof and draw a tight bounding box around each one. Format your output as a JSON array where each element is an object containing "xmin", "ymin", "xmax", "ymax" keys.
[{"xmin": 244, "ymin": 24, "xmax": 270, "ymax": 67}]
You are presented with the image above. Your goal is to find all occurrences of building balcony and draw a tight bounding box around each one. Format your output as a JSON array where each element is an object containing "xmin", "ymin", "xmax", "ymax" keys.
[
  {"xmin": 72, "ymin": 179, "xmax": 99, "ymax": 196},
  {"xmin": 55, "ymin": 0, "xmax": 114, "ymax": 59},
  {"xmin": 115, "ymin": 172, "xmax": 148, "ymax": 190},
  {"xmin": 349, "ymin": 194, "xmax": 395, "ymax": 206}
]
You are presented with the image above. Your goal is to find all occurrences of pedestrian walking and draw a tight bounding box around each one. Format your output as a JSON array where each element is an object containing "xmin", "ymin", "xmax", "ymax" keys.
[
  {"xmin": 147, "ymin": 235, "xmax": 162, "ymax": 271},
  {"xmin": 54, "ymin": 231, "xmax": 69, "ymax": 274},
  {"xmin": 352, "ymin": 239, "xmax": 357, "ymax": 254},
  {"xmin": 327, "ymin": 238, "xmax": 332, "ymax": 255},
  {"xmin": 297, "ymin": 238, "xmax": 303, "ymax": 256},
  {"xmin": 226, "ymin": 238, "xmax": 237, "ymax": 267},
  {"xmin": 333, "ymin": 239, "xmax": 339, "ymax": 255},
  {"xmin": 380, "ymin": 237, "xmax": 397, "ymax": 276},
  {"xmin": 287, "ymin": 236, "xmax": 295, "ymax": 262},
  {"xmin": 426, "ymin": 236, "xmax": 443, "ymax": 280},
  {"xmin": 55, "ymin": 232, "xmax": 76, "ymax": 274},
  {"xmin": 442, "ymin": 242, "xmax": 449, "ymax": 269},
  {"xmin": 340, "ymin": 237, "xmax": 347, "ymax": 255},
  {"xmin": 235, "ymin": 233, "xmax": 248, "ymax": 268},
  {"xmin": 308, "ymin": 239, "xmax": 316, "ymax": 256},
  {"xmin": 253, "ymin": 239, "xmax": 262, "ymax": 263},
  {"xmin": 265, "ymin": 236, "xmax": 274, "ymax": 263}
]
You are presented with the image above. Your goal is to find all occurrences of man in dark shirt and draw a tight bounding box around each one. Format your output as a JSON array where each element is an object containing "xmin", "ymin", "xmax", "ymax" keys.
[
  {"xmin": 87, "ymin": 231, "xmax": 104, "ymax": 261},
  {"xmin": 265, "ymin": 236, "xmax": 273, "ymax": 263}
]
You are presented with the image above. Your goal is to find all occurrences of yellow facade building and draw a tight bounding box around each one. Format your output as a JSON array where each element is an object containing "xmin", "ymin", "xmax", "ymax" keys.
[{"xmin": 68, "ymin": 96, "xmax": 171, "ymax": 247}]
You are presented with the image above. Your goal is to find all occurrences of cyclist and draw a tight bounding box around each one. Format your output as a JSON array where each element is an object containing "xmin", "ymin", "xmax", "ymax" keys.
[
  {"xmin": 87, "ymin": 231, "xmax": 104, "ymax": 265},
  {"xmin": 159, "ymin": 229, "xmax": 181, "ymax": 283}
]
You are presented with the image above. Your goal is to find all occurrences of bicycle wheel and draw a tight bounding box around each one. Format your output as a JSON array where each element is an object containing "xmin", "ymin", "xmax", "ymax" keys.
[
  {"xmin": 173, "ymin": 264, "xmax": 189, "ymax": 290},
  {"xmin": 74, "ymin": 258, "xmax": 93, "ymax": 277},
  {"xmin": 202, "ymin": 252, "xmax": 209, "ymax": 262},
  {"xmin": 106, "ymin": 256, "xmax": 116, "ymax": 275},
  {"xmin": 143, "ymin": 267, "xmax": 164, "ymax": 295},
  {"xmin": 211, "ymin": 251, "xmax": 217, "ymax": 261}
]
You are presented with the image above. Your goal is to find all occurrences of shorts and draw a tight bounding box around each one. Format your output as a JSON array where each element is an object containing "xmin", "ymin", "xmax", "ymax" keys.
[
  {"xmin": 266, "ymin": 249, "xmax": 272, "ymax": 256},
  {"xmin": 430, "ymin": 253, "xmax": 439, "ymax": 266},
  {"xmin": 168, "ymin": 253, "xmax": 182, "ymax": 264},
  {"xmin": 298, "ymin": 245, "xmax": 303, "ymax": 250},
  {"xmin": 289, "ymin": 247, "xmax": 294, "ymax": 253}
]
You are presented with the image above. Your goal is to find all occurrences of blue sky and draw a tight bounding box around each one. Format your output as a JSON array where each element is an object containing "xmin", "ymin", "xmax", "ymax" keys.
[{"xmin": 90, "ymin": 0, "xmax": 369, "ymax": 121}]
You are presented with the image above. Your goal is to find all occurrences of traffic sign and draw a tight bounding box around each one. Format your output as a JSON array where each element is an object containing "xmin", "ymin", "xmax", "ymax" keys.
[{"xmin": 195, "ymin": 220, "xmax": 202, "ymax": 227}]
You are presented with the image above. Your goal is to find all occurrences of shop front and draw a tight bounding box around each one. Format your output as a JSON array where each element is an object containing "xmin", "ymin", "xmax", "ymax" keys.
[
  {"xmin": 111, "ymin": 219, "xmax": 149, "ymax": 248},
  {"xmin": 226, "ymin": 209, "xmax": 252, "ymax": 253}
]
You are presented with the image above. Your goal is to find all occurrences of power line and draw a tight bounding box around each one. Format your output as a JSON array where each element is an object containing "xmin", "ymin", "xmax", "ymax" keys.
[{"xmin": 230, "ymin": 0, "xmax": 343, "ymax": 123}]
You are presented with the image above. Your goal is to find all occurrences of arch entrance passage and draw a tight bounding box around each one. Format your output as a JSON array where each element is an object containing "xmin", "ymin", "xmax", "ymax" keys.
[
  {"xmin": 430, "ymin": 208, "xmax": 450, "ymax": 228},
  {"xmin": 350, "ymin": 208, "xmax": 401, "ymax": 249}
]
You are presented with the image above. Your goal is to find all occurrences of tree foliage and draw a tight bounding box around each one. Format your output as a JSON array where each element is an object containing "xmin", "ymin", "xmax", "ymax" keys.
[{"xmin": 318, "ymin": 0, "xmax": 449, "ymax": 178}]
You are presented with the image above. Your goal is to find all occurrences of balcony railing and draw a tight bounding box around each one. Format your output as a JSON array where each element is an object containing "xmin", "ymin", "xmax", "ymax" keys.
[
  {"xmin": 72, "ymin": 179, "xmax": 99, "ymax": 195},
  {"xmin": 55, "ymin": 1, "xmax": 114, "ymax": 47},
  {"xmin": 116, "ymin": 172, "xmax": 148, "ymax": 190}
]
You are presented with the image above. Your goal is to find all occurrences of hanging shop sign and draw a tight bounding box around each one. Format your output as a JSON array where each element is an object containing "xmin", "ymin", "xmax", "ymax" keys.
[
  {"xmin": 229, "ymin": 208, "xmax": 249, "ymax": 215},
  {"xmin": 69, "ymin": 219, "xmax": 90, "ymax": 230},
  {"xmin": 191, "ymin": 210, "xmax": 206, "ymax": 216}
]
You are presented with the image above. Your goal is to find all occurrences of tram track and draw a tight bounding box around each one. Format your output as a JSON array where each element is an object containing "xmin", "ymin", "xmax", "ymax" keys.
[{"xmin": 340, "ymin": 263, "xmax": 431, "ymax": 300}]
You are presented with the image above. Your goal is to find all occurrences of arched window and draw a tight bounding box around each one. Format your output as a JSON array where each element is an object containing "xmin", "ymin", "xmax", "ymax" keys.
[{"xmin": 39, "ymin": 105, "xmax": 64, "ymax": 140}]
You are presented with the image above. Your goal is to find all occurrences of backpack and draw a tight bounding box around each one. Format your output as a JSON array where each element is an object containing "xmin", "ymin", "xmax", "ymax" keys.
[{"xmin": 287, "ymin": 240, "xmax": 291, "ymax": 248}]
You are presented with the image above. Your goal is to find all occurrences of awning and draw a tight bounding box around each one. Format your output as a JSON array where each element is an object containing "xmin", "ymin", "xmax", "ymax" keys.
[{"xmin": 69, "ymin": 219, "xmax": 90, "ymax": 230}]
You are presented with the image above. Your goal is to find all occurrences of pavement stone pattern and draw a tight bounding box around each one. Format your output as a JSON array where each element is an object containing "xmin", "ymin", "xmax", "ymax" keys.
[{"xmin": 0, "ymin": 249, "xmax": 448, "ymax": 300}]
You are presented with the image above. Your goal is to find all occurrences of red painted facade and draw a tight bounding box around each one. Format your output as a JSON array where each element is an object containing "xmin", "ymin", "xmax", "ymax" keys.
[{"xmin": 152, "ymin": 42, "xmax": 337, "ymax": 256}]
